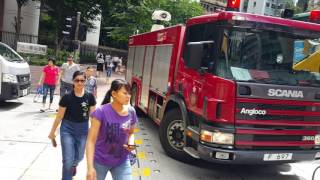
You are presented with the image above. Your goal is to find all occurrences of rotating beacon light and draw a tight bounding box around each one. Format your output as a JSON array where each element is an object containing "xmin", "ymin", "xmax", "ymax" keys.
[{"xmin": 151, "ymin": 10, "xmax": 171, "ymax": 32}]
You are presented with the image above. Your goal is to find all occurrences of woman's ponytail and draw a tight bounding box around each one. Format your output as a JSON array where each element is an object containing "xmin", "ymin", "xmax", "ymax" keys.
[
  {"xmin": 101, "ymin": 89, "xmax": 112, "ymax": 105},
  {"xmin": 101, "ymin": 79, "xmax": 131, "ymax": 105}
]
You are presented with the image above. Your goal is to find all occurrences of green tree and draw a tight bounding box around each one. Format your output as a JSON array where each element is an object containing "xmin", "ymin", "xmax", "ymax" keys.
[
  {"xmin": 41, "ymin": 0, "xmax": 101, "ymax": 53},
  {"xmin": 100, "ymin": 0, "xmax": 204, "ymax": 49},
  {"xmin": 14, "ymin": 0, "xmax": 31, "ymax": 50}
]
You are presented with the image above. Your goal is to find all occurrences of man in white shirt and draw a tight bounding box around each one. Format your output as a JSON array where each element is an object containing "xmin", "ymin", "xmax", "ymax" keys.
[{"xmin": 59, "ymin": 55, "xmax": 81, "ymax": 98}]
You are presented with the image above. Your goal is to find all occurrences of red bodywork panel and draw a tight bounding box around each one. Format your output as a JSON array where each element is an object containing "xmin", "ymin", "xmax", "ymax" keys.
[
  {"xmin": 127, "ymin": 11, "xmax": 320, "ymax": 150},
  {"xmin": 187, "ymin": 11, "xmax": 320, "ymax": 31}
]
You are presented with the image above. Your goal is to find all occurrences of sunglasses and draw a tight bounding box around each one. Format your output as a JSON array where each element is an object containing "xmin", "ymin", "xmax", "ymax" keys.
[{"xmin": 74, "ymin": 79, "xmax": 86, "ymax": 83}]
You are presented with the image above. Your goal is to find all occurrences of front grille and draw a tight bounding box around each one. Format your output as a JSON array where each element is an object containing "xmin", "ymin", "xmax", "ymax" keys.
[
  {"xmin": 17, "ymin": 74, "xmax": 30, "ymax": 83},
  {"xmin": 235, "ymin": 98, "xmax": 320, "ymax": 150},
  {"xmin": 19, "ymin": 84, "xmax": 30, "ymax": 90}
]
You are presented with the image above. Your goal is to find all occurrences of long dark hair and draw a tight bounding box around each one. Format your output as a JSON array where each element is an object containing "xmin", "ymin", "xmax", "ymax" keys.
[
  {"xmin": 72, "ymin": 71, "xmax": 85, "ymax": 89},
  {"xmin": 101, "ymin": 79, "xmax": 131, "ymax": 105}
]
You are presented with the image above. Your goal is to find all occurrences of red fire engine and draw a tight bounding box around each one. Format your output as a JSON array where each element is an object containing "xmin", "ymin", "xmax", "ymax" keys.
[{"xmin": 126, "ymin": 7, "xmax": 320, "ymax": 164}]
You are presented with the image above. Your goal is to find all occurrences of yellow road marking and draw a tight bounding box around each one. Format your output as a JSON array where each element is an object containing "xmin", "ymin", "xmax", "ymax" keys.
[
  {"xmin": 137, "ymin": 152, "xmax": 146, "ymax": 159},
  {"xmin": 132, "ymin": 167, "xmax": 151, "ymax": 177},
  {"xmin": 132, "ymin": 169, "xmax": 139, "ymax": 176},
  {"xmin": 135, "ymin": 139, "xmax": 143, "ymax": 145},
  {"xmin": 134, "ymin": 128, "xmax": 140, "ymax": 133},
  {"xmin": 142, "ymin": 168, "xmax": 151, "ymax": 176}
]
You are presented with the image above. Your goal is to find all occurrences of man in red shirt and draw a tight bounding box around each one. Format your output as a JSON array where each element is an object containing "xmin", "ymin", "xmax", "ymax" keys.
[{"xmin": 38, "ymin": 57, "xmax": 59, "ymax": 112}]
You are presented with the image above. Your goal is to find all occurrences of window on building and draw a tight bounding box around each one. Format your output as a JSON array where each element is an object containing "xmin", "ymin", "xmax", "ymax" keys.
[
  {"xmin": 253, "ymin": 2, "xmax": 257, "ymax": 7},
  {"xmin": 271, "ymin": 4, "xmax": 276, "ymax": 9},
  {"xmin": 266, "ymin": 2, "xmax": 270, "ymax": 7},
  {"xmin": 278, "ymin": 4, "xmax": 284, "ymax": 9}
]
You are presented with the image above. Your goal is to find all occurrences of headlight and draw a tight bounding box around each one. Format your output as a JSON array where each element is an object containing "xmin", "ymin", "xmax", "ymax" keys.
[
  {"xmin": 200, "ymin": 130, "xmax": 234, "ymax": 145},
  {"xmin": 315, "ymin": 134, "xmax": 320, "ymax": 145},
  {"xmin": 2, "ymin": 73, "xmax": 18, "ymax": 83}
]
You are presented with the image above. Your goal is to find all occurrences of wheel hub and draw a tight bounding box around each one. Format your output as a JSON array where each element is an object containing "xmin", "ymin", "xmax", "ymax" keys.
[{"xmin": 167, "ymin": 120, "xmax": 185, "ymax": 150}]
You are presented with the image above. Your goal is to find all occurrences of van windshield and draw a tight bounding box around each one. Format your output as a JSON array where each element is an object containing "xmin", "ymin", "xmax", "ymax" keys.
[
  {"xmin": 0, "ymin": 43, "xmax": 24, "ymax": 62},
  {"xmin": 216, "ymin": 23, "xmax": 320, "ymax": 87}
]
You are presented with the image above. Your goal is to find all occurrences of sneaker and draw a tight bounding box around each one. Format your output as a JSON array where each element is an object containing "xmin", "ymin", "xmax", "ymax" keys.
[
  {"xmin": 40, "ymin": 109, "xmax": 45, "ymax": 113},
  {"xmin": 72, "ymin": 166, "xmax": 77, "ymax": 176}
]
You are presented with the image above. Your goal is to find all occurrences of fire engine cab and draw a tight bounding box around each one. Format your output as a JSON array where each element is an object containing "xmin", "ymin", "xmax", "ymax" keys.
[{"xmin": 126, "ymin": 6, "xmax": 320, "ymax": 164}]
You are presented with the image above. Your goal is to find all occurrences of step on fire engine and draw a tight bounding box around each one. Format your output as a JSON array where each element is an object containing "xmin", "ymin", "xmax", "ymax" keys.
[{"xmin": 126, "ymin": 1, "xmax": 320, "ymax": 164}]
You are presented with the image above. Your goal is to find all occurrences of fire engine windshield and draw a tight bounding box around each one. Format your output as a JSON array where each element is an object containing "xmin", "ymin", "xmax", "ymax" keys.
[{"xmin": 217, "ymin": 25, "xmax": 320, "ymax": 87}]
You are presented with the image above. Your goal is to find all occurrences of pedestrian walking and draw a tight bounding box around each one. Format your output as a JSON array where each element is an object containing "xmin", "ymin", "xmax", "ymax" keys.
[
  {"xmin": 59, "ymin": 55, "xmax": 80, "ymax": 98},
  {"xmin": 105, "ymin": 55, "xmax": 114, "ymax": 84},
  {"xmin": 96, "ymin": 51, "xmax": 104, "ymax": 77},
  {"xmin": 48, "ymin": 71, "xmax": 96, "ymax": 180},
  {"xmin": 112, "ymin": 55, "xmax": 119, "ymax": 72},
  {"xmin": 85, "ymin": 66, "xmax": 97, "ymax": 98},
  {"xmin": 86, "ymin": 79, "xmax": 138, "ymax": 180},
  {"xmin": 116, "ymin": 57, "xmax": 123, "ymax": 73},
  {"xmin": 38, "ymin": 57, "xmax": 59, "ymax": 112}
]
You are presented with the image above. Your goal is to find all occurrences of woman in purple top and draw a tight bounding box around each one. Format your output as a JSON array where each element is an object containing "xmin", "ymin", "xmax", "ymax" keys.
[{"xmin": 86, "ymin": 79, "xmax": 138, "ymax": 180}]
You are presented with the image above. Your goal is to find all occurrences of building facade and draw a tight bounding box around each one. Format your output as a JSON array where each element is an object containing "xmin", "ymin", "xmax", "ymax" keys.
[
  {"xmin": 200, "ymin": 0, "xmax": 294, "ymax": 17},
  {"xmin": 0, "ymin": 0, "xmax": 40, "ymax": 47},
  {"xmin": 308, "ymin": 0, "xmax": 320, "ymax": 9},
  {"xmin": 242, "ymin": 0, "xmax": 295, "ymax": 16}
]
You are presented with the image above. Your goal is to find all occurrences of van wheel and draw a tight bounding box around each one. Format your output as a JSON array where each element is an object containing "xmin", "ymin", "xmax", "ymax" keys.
[{"xmin": 159, "ymin": 108, "xmax": 195, "ymax": 163}]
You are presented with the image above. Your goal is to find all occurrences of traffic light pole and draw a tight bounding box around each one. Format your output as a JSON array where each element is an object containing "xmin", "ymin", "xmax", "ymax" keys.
[{"xmin": 74, "ymin": 12, "xmax": 81, "ymax": 63}]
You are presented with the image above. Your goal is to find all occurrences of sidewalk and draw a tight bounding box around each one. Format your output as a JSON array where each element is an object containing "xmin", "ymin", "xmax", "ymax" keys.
[{"xmin": 5, "ymin": 69, "xmax": 127, "ymax": 180}]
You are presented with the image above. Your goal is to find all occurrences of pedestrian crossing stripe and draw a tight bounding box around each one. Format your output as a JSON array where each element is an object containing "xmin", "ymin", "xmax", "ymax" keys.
[
  {"xmin": 137, "ymin": 152, "xmax": 146, "ymax": 159},
  {"xmin": 135, "ymin": 139, "xmax": 143, "ymax": 145},
  {"xmin": 132, "ymin": 167, "xmax": 151, "ymax": 177}
]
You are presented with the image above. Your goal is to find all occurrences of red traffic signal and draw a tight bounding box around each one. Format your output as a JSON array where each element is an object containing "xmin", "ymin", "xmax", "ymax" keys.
[
  {"xmin": 310, "ymin": 10, "xmax": 320, "ymax": 23},
  {"xmin": 227, "ymin": 0, "xmax": 240, "ymax": 9}
]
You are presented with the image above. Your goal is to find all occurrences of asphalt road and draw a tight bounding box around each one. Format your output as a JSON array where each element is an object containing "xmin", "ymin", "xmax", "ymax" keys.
[
  {"xmin": 1, "ymin": 65, "xmax": 320, "ymax": 180},
  {"xmin": 1, "ymin": 94, "xmax": 320, "ymax": 180}
]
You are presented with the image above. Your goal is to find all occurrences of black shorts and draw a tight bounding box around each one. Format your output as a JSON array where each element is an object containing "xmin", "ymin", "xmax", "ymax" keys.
[{"xmin": 97, "ymin": 63, "xmax": 104, "ymax": 71}]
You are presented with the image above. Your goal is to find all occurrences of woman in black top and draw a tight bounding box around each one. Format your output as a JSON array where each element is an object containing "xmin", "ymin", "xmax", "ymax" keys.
[{"xmin": 48, "ymin": 71, "xmax": 96, "ymax": 180}]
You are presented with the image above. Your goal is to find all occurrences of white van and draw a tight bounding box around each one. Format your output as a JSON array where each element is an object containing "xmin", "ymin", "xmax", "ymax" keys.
[{"xmin": 0, "ymin": 42, "xmax": 31, "ymax": 101}]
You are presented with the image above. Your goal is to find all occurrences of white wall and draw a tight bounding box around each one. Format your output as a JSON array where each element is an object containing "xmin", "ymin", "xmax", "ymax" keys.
[
  {"xmin": 247, "ymin": 0, "xmax": 267, "ymax": 15},
  {"xmin": 84, "ymin": 14, "xmax": 101, "ymax": 46},
  {"xmin": 3, "ymin": 0, "xmax": 40, "ymax": 36}
]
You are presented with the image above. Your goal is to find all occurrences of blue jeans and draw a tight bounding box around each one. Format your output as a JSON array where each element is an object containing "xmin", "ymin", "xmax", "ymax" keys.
[
  {"xmin": 42, "ymin": 83, "xmax": 55, "ymax": 104},
  {"xmin": 106, "ymin": 67, "xmax": 112, "ymax": 77},
  {"xmin": 60, "ymin": 120, "xmax": 88, "ymax": 180},
  {"xmin": 94, "ymin": 160, "xmax": 132, "ymax": 180}
]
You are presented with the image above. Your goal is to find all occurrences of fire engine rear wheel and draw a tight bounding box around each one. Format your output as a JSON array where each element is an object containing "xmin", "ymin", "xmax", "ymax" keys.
[{"xmin": 159, "ymin": 108, "xmax": 194, "ymax": 163}]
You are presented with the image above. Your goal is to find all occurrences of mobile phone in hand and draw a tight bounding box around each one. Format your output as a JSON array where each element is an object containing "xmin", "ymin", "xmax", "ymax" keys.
[{"xmin": 51, "ymin": 138, "xmax": 57, "ymax": 147}]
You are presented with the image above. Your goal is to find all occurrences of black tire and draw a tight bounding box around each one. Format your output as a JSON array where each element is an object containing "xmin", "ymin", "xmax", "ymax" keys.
[{"xmin": 159, "ymin": 108, "xmax": 195, "ymax": 163}]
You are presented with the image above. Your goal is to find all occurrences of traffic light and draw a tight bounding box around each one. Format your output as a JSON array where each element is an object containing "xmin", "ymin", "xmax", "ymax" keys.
[
  {"xmin": 78, "ymin": 23, "xmax": 87, "ymax": 41},
  {"xmin": 62, "ymin": 17, "xmax": 76, "ymax": 40}
]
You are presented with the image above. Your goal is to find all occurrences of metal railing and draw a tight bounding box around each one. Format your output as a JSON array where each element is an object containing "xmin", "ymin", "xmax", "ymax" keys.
[
  {"xmin": 0, "ymin": 31, "xmax": 38, "ymax": 48},
  {"xmin": 80, "ymin": 43, "xmax": 128, "ymax": 64}
]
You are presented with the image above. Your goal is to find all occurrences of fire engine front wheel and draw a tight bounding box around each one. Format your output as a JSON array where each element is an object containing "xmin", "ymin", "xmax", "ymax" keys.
[{"xmin": 159, "ymin": 108, "xmax": 194, "ymax": 163}]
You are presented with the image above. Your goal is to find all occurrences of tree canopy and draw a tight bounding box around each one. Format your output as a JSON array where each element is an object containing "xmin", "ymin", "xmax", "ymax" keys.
[
  {"xmin": 40, "ymin": 0, "xmax": 101, "ymax": 51},
  {"xmin": 100, "ymin": 0, "xmax": 204, "ymax": 49}
]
